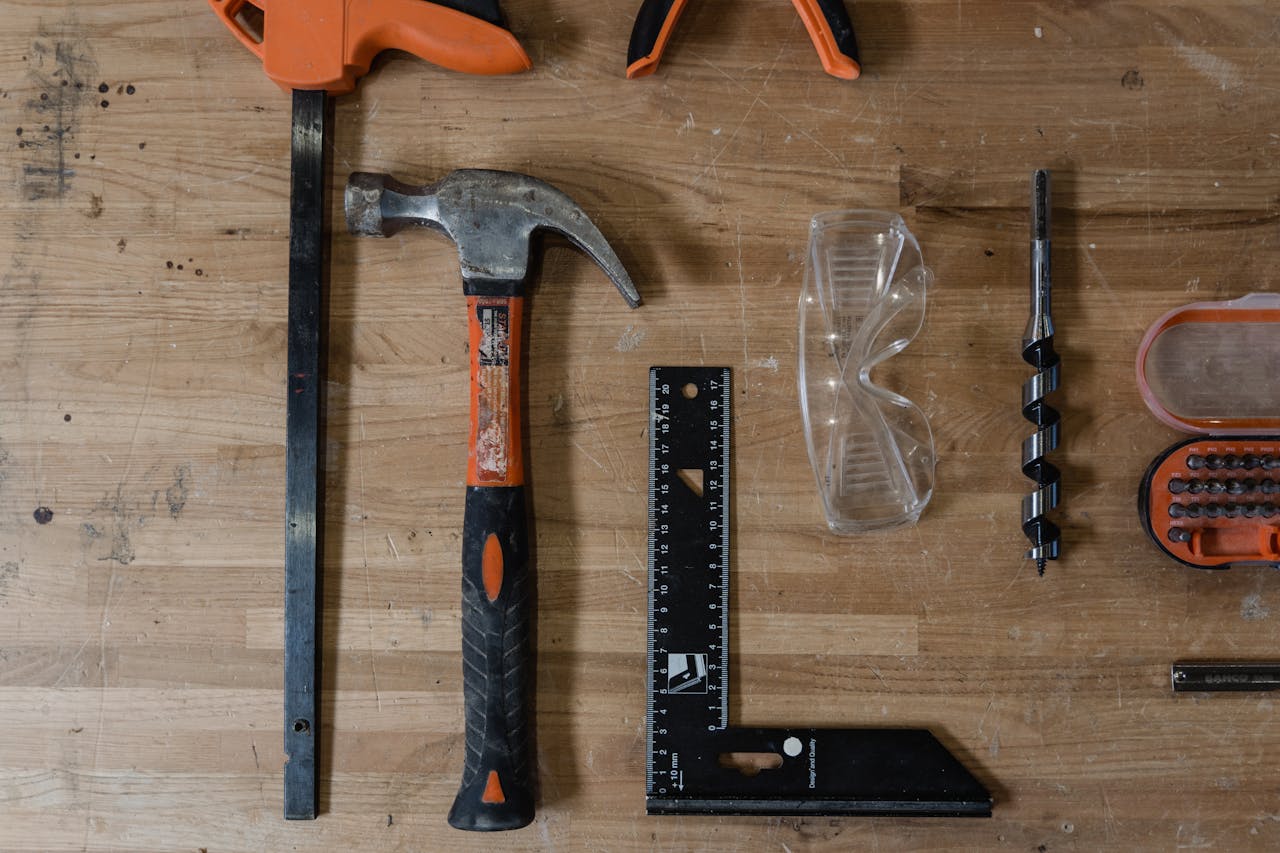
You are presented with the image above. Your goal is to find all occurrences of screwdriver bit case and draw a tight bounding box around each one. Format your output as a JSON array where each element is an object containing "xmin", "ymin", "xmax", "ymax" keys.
[{"xmin": 1137, "ymin": 294, "xmax": 1280, "ymax": 569}]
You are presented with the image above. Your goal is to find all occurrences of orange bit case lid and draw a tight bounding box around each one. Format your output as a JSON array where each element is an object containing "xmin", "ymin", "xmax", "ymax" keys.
[{"xmin": 1136, "ymin": 293, "xmax": 1280, "ymax": 435}]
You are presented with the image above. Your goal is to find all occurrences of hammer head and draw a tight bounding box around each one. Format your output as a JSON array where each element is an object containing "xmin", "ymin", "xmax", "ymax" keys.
[{"xmin": 346, "ymin": 169, "xmax": 640, "ymax": 306}]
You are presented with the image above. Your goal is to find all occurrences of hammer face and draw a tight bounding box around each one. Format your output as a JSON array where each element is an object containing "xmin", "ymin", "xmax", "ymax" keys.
[
  {"xmin": 345, "ymin": 169, "xmax": 641, "ymax": 305},
  {"xmin": 345, "ymin": 172, "xmax": 443, "ymax": 238}
]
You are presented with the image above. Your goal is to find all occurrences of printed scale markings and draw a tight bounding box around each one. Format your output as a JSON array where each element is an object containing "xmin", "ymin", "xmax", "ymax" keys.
[{"xmin": 646, "ymin": 367, "xmax": 730, "ymax": 797}]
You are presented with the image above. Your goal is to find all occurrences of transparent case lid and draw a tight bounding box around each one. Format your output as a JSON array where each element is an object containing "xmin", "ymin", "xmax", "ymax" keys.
[
  {"xmin": 1137, "ymin": 293, "xmax": 1280, "ymax": 434},
  {"xmin": 798, "ymin": 211, "xmax": 936, "ymax": 533}
]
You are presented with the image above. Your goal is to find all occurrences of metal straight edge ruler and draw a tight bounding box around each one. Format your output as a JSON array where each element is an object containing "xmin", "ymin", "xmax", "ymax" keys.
[{"xmin": 646, "ymin": 366, "xmax": 993, "ymax": 817}]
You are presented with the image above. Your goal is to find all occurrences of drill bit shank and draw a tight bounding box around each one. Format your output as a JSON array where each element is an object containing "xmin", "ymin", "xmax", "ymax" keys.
[{"xmin": 1022, "ymin": 169, "xmax": 1061, "ymax": 574}]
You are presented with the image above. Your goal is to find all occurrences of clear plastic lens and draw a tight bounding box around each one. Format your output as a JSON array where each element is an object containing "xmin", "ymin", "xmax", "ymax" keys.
[{"xmin": 798, "ymin": 212, "xmax": 936, "ymax": 533}]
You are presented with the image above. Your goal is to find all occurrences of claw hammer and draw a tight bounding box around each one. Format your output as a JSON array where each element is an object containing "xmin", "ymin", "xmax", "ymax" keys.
[{"xmin": 346, "ymin": 169, "xmax": 641, "ymax": 830}]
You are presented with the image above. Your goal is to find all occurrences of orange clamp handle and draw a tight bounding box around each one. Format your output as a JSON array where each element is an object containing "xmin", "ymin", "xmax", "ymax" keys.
[
  {"xmin": 626, "ymin": 0, "xmax": 858, "ymax": 80},
  {"xmin": 790, "ymin": 0, "xmax": 861, "ymax": 80},
  {"xmin": 209, "ymin": 0, "xmax": 532, "ymax": 94},
  {"xmin": 624, "ymin": 0, "xmax": 689, "ymax": 79}
]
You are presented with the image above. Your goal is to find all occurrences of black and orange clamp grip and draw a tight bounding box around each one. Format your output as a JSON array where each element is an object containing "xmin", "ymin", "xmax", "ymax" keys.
[
  {"xmin": 626, "ymin": 0, "xmax": 860, "ymax": 80},
  {"xmin": 209, "ymin": 0, "xmax": 532, "ymax": 92}
]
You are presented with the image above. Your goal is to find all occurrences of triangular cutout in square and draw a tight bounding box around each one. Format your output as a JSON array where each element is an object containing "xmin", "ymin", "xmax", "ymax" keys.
[{"xmin": 677, "ymin": 468, "xmax": 704, "ymax": 497}]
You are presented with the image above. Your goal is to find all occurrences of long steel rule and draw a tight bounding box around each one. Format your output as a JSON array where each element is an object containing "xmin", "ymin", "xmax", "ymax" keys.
[{"xmin": 283, "ymin": 89, "xmax": 329, "ymax": 821}]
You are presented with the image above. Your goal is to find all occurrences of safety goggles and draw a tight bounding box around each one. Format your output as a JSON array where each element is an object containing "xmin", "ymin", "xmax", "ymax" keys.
[{"xmin": 799, "ymin": 211, "xmax": 936, "ymax": 533}]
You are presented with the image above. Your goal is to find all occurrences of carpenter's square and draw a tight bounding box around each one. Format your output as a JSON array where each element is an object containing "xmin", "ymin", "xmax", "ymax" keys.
[{"xmin": 647, "ymin": 367, "xmax": 992, "ymax": 816}]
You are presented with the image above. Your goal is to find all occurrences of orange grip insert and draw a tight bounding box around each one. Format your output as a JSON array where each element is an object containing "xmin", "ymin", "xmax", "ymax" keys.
[
  {"xmin": 481, "ymin": 533, "xmax": 504, "ymax": 602},
  {"xmin": 481, "ymin": 770, "xmax": 506, "ymax": 804},
  {"xmin": 209, "ymin": 0, "xmax": 531, "ymax": 94}
]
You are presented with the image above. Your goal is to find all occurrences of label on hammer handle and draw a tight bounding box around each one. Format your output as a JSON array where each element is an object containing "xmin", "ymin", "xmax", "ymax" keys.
[{"xmin": 467, "ymin": 296, "xmax": 525, "ymax": 486}]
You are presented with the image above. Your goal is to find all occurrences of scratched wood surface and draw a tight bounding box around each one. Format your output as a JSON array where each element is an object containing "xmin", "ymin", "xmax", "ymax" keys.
[{"xmin": 1, "ymin": 0, "xmax": 1279, "ymax": 850}]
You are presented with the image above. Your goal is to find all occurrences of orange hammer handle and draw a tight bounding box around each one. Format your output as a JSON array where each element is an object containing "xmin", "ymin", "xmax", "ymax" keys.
[
  {"xmin": 466, "ymin": 296, "xmax": 525, "ymax": 487},
  {"xmin": 209, "ymin": 0, "xmax": 532, "ymax": 94},
  {"xmin": 449, "ymin": 295, "xmax": 534, "ymax": 831}
]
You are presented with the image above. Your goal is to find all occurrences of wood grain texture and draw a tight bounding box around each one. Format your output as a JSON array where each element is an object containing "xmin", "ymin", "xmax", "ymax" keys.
[{"xmin": 1, "ymin": 0, "xmax": 1279, "ymax": 849}]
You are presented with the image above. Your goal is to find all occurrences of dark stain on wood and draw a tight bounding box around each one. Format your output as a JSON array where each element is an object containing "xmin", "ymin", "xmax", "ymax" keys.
[
  {"xmin": 0, "ymin": 561, "xmax": 18, "ymax": 590},
  {"xmin": 166, "ymin": 464, "xmax": 191, "ymax": 519},
  {"xmin": 20, "ymin": 31, "xmax": 97, "ymax": 201},
  {"xmin": 87, "ymin": 486, "xmax": 137, "ymax": 565}
]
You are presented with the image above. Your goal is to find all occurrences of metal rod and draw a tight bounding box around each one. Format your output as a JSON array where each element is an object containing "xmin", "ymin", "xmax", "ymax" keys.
[
  {"xmin": 1171, "ymin": 662, "xmax": 1280, "ymax": 692},
  {"xmin": 283, "ymin": 88, "xmax": 329, "ymax": 821}
]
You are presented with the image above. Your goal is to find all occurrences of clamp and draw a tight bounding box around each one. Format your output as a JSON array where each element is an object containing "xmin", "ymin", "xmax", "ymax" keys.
[{"xmin": 626, "ymin": 0, "xmax": 860, "ymax": 80}]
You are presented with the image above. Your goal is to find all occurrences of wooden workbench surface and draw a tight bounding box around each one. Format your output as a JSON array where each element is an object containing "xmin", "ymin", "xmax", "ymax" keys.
[{"xmin": 2, "ymin": 1, "xmax": 1278, "ymax": 850}]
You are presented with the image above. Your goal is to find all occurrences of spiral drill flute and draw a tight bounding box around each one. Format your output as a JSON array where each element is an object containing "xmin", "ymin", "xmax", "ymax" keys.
[{"xmin": 1022, "ymin": 169, "xmax": 1060, "ymax": 575}]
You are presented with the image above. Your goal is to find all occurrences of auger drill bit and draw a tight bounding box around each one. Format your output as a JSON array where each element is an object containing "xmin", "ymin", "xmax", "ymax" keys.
[{"xmin": 1022, "ymin": 169, "xmax": 1060, "ymax": 575}]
